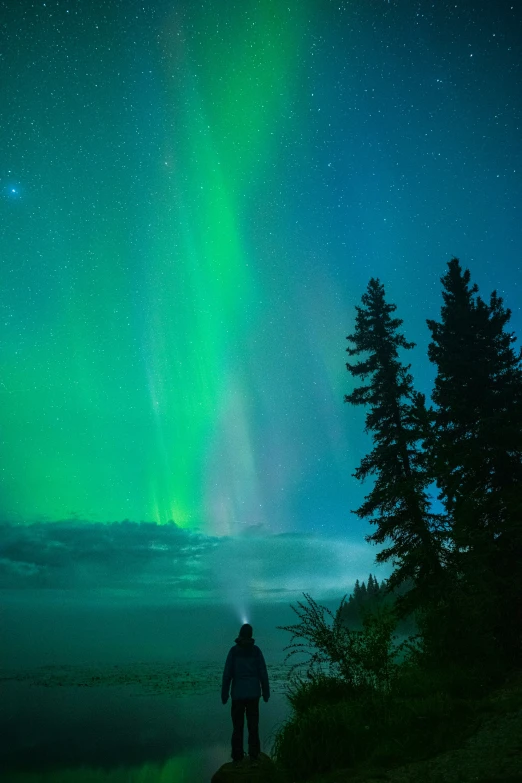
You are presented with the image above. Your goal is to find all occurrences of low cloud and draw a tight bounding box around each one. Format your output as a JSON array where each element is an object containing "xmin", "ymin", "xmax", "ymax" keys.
[{"xmin": 0, "ymin": 520, "xmax": 389, "ymax": 603}]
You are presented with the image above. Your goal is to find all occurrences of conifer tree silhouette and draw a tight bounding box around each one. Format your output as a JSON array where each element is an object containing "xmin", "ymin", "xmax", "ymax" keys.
[
  {"xmin": 345, "ymin": 278, "xmax": 444, "ymax": 621},
  {"xmin": 367, "ymin": 573, "xmax": 379, "ymax": 600},
  {"xmin": 427, "ymin": 257, "xmax": 522, "ymax": 662}
]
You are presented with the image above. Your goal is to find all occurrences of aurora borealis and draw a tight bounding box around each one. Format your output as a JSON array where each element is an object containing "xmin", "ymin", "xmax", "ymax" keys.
[{"xmin": 1, "ymin": 0, "xmax": 521, "ymax": 546}]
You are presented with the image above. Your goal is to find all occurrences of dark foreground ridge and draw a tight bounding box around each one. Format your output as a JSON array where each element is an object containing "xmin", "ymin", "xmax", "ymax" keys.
[
  {"xmin": 307, "ymin": 668, "xmax": 522, "ymax": 783},
  {"xmin": 211, "ymin": 752, "xmax": 285, "ymax": 783}
]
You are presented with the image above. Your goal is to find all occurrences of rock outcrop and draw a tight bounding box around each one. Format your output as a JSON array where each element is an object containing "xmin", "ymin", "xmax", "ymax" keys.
[{"xmin": 211, "ymin": 752, "xmax": 286, "ymax": 783}]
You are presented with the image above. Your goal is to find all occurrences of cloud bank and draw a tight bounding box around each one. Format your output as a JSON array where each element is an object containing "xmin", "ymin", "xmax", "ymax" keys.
[{"xmin": 0, "ymin": 520, "xmax": 389, "ymax": 604}]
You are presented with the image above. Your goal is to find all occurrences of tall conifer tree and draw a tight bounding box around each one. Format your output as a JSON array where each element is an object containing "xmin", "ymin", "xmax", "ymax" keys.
[
  {"xmin": 345, "ymin": 278, "xmax": 444, "ymax": 620},
  {"xmin": 427, "ymin": 258, "xmax": 522, "ymax": 661}
]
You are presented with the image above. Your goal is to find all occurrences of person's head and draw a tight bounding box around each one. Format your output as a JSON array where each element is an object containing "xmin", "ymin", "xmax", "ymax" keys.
[
  {"xmin": 235, "ymin": 623, "xmax": 254, "ymax": 645},
  {"xmin": 238, "ymin": 623, "xmax": 253, "ymax": 639}
]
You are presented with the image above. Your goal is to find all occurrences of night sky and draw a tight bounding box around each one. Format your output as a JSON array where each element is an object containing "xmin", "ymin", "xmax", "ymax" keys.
[{"xmin": 1, "ymin": 0, "xmax": 521, "ymax": 602}]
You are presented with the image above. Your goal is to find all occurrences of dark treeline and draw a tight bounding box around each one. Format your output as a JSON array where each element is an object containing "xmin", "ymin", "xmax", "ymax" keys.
[
  {"xmin": 339, "ymin": 573, "xmax": 418, "ymax": 635},
  {"xmin": 273, "ymin": 257, "xmax": 522, "ymax": 780}
]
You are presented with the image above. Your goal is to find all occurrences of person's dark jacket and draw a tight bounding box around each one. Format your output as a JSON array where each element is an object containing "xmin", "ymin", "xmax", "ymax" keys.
[{"xmin": 221, "ymin": 637, "xmax": 270, "ymax": 703}]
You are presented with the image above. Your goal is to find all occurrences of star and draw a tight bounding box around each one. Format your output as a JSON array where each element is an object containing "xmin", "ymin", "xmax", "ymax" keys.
[{"xmin": 4, "ymin": 185, "xmax": 21, "ymax": 200}]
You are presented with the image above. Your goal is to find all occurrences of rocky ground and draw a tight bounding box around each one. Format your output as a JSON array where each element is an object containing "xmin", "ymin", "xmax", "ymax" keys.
[{"xmin": 212, "ymin": 752, "xmax": 286, "ymax": 783}]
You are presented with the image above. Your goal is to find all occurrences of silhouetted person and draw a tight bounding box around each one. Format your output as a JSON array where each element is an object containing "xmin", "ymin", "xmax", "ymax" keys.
[{"xmin": 221, "ymin": 623, "xmax": 270, "ymax": 765}]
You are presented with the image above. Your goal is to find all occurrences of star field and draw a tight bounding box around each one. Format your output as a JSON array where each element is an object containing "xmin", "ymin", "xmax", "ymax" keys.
[{"xmin": 1, "ymin": 0, "xmax": 521, "ymax": 539}]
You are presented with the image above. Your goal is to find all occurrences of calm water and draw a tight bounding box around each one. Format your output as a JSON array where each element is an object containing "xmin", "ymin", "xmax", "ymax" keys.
[
  {"xmin": 0, "ymin": 599, "xmax": 414, "ymax": 781},
  {"xmin": 0, "ymin": 599, "xmax": 313, "ymax": 781},
  {"xmin": 0, "ymin": 662, "xmax": 291, "ymax": 782}
]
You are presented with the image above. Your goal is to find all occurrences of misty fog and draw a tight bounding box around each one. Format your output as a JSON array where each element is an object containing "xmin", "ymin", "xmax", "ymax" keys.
[{"xmin": 1, "ymin": 595, "xmax": 319, "ymax": 669}]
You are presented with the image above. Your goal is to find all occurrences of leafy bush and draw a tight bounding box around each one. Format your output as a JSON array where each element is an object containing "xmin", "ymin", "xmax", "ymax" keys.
[
  {"xmin": 276, "ymin": 593, "xmax": 421, "ymax": 695},
  {"xmin": 272, "ymin": 592, "xmax": 488, "ymax": 779}
]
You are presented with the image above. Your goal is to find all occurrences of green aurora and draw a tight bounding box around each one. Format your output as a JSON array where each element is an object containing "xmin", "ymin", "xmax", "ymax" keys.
[
  {"xmin": 1, "ymin": 1, "xmax": 333, "ymax": 530},
  {"xmin": 1, "ymin": 0, "xmax": 520, "ymax": 534}
]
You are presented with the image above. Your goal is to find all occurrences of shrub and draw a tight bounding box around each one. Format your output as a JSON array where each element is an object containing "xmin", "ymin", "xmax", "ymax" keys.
[
  {"xmin": 277, "ymin": 593, "xmax": 420, "ymax": 695},
  {"xmin": 273, "ymin": 592, "xmax": 486, "ymax": 779}
]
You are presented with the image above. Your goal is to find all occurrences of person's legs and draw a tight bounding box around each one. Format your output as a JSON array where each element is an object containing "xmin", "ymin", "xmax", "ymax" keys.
[
  {"xmin": 245, "ymin": 698, "xmax": 260, "ymax": 759},
  {"xmin": 231, "ymin": 699, "xmax": 246, "ymax": 761}
]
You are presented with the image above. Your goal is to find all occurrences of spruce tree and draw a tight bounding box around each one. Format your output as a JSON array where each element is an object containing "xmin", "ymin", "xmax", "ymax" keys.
[
  {"xmin": 427, "ymin": 258, "xmax": 522, "ymax": 663},
  {"xmin": 345, "ymin": 278, "xmax": 444, "ymax": 621},
  {"xmin": 367, "ymin": 573, "xmax": 378, "ymax": 600},
  {"xmin": 427, "ymin": 261, "xmax": 520, "ymax": 538}
]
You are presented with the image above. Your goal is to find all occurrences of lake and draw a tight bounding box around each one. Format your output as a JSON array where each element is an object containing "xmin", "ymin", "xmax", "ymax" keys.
[
  {"xmin": 0, "ymin": 661, "xmax": 292, "ymax": 782},
  {"xmin": 0, "ymin": 598, "xmax": 415, "ymax": 781},
  {"xmin": 0, "ymin": 599, "xmax": 301, "ymax": 782}
]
